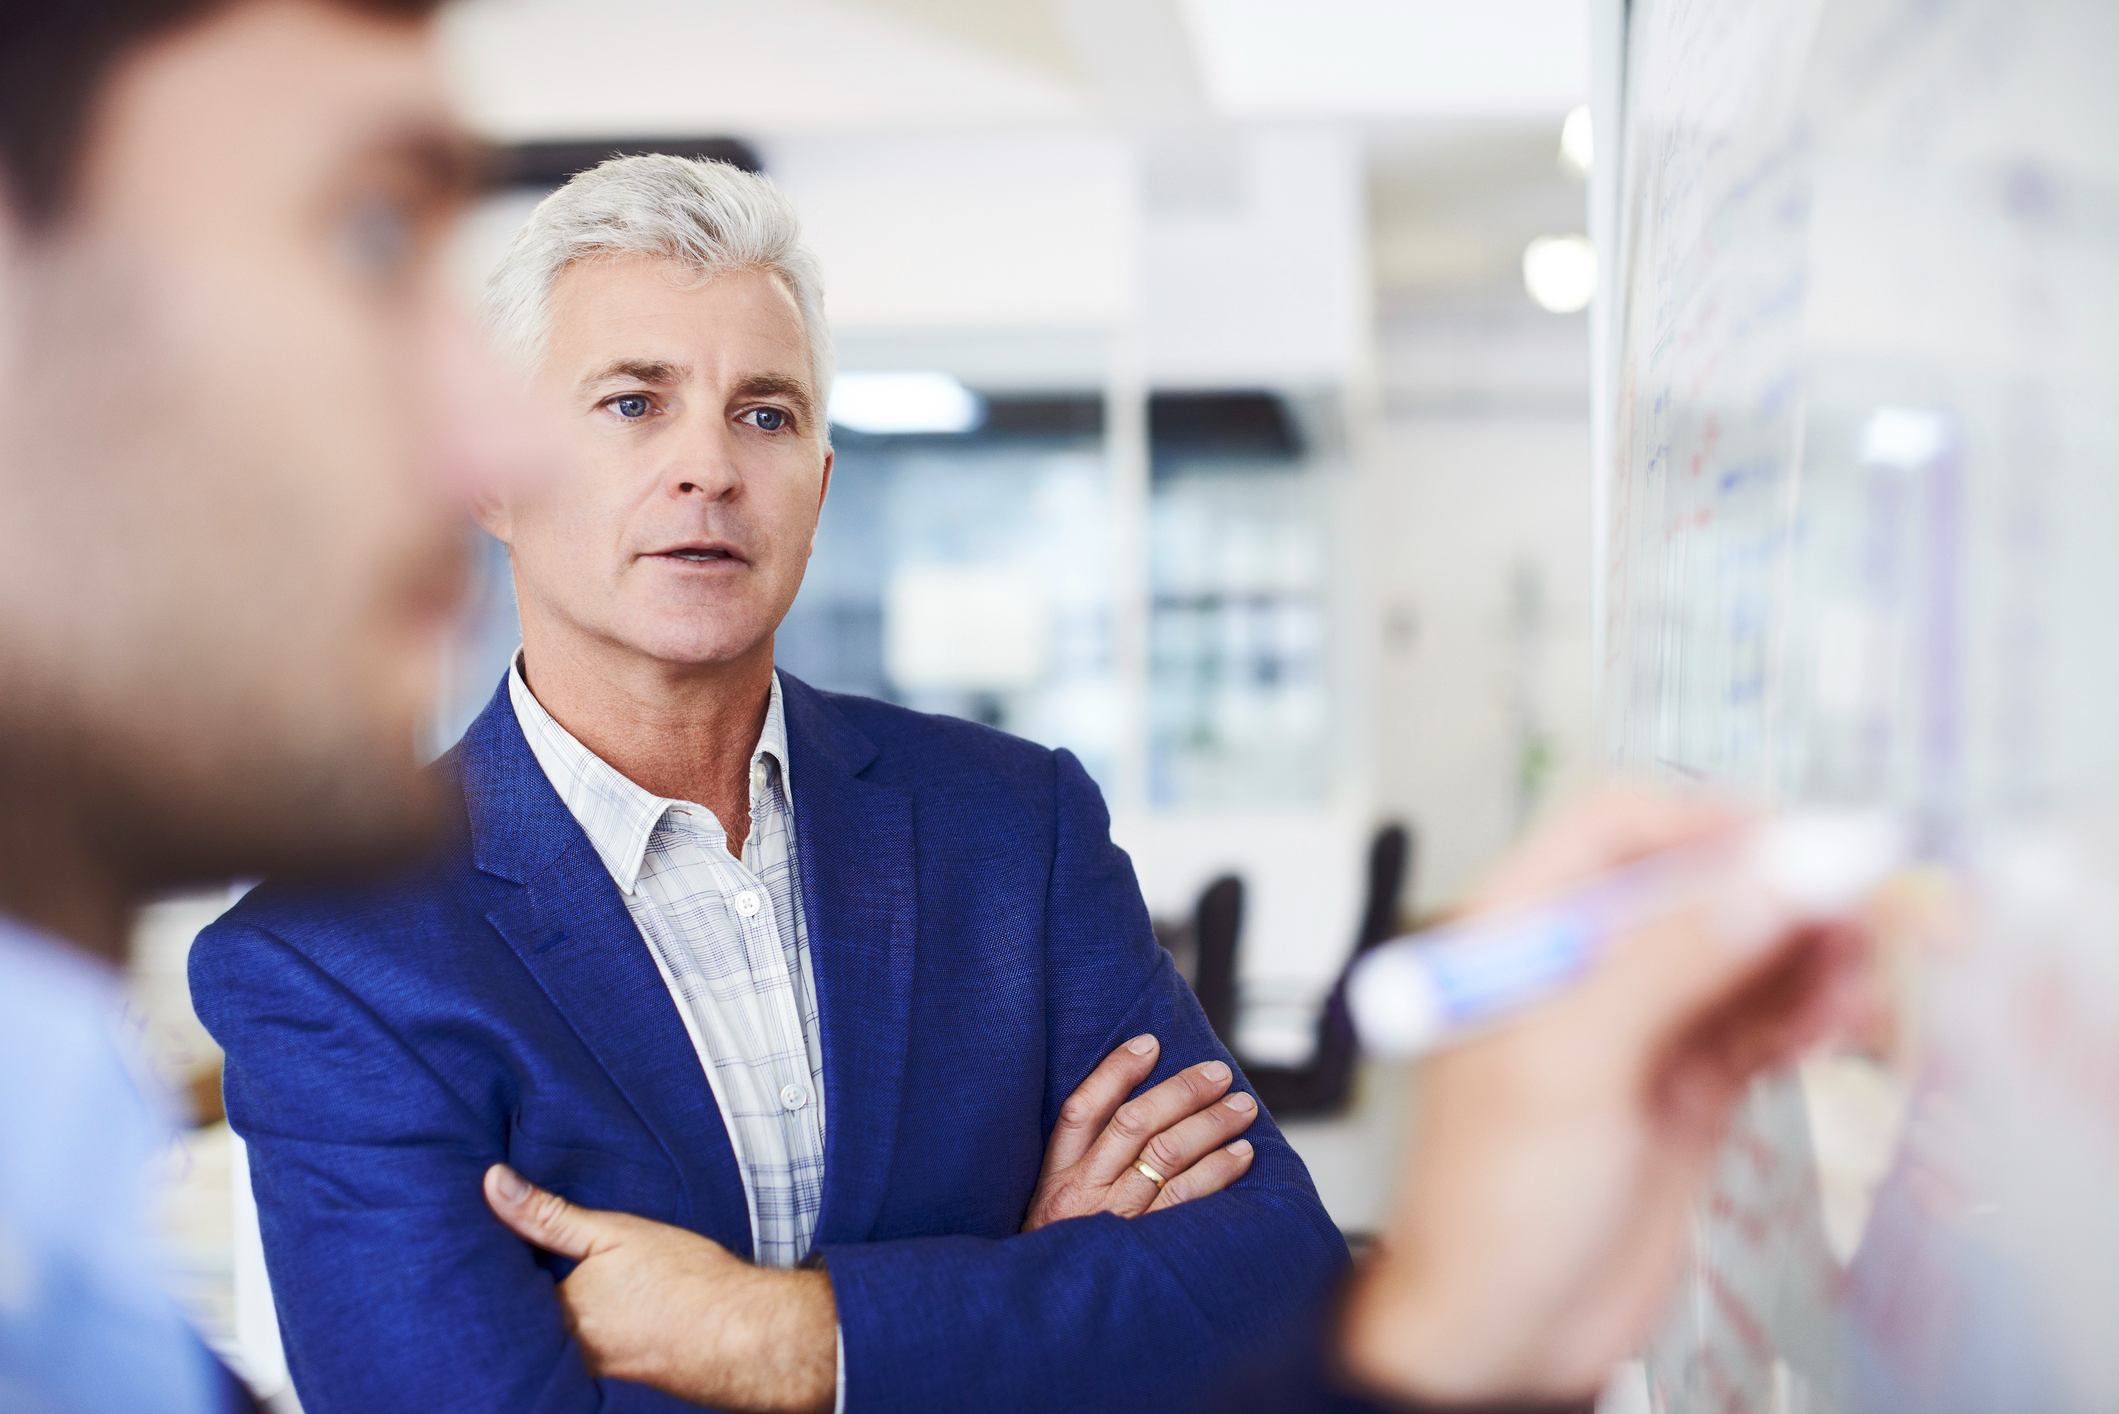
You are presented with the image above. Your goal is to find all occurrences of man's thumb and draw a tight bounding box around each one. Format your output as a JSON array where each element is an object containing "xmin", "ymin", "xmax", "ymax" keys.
[{"xmin": 484, "ymin": 1163, "xmax": 600, "ymax": 1260}]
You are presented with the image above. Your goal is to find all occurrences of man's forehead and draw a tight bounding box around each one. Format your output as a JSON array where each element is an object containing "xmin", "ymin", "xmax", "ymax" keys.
[
  {"xmin": 140, "ymin": 0, "xmax": 448, "ymax": 103},
  {"xmin": 549, "ymin": 256, "xmax": 813, "ymax": 379},
  {"xmin": 84, "ymin": 0, "xmax": 459, "ymax": 210}
]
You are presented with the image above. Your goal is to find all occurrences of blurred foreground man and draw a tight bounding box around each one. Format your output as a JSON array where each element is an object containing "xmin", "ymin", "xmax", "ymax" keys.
[
  {"xmin": 0, "ymin": 0, "xmax": 514, "ymax": 1408},
  {"xmin": 190, "ymin": 155, "xmax": 1349, "ymax": 1414}
]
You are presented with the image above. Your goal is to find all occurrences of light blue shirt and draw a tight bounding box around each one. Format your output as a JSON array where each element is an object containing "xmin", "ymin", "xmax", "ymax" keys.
[{"xmin": 0, "ymin": 918, "xmax": 220, "ymax": 1414}]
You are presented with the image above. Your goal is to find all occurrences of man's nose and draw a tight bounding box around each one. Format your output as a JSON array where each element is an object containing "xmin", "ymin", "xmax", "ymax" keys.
[{"xmin": 668, "ymin": 415, "xmax": 742, "ymax": 501}]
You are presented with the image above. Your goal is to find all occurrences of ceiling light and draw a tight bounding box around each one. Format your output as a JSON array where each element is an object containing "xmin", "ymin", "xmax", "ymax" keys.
[
  {"xmin": 1523, "ymin": 235, "xmax": 1596, "ymax": 314},
  {"xmin": 829, "ymin": 371, "xmax": 985, "ymax": 435},
  {"xmin": 1560, "ymin": 103, "xmax": 1594, "ymax": 176}
]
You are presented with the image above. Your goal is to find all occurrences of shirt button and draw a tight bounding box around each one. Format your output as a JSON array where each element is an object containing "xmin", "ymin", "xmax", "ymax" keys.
[
  {"xmin": 780, "ymin": 1082, "xmax": 811, "ymax": 1111},
  {"xmin": 751, "ymin": 760, "xmax": 769, "ymax": 797},
  {"xmin": 733, "ymin": 889, "xmax": 761, "ymax": 918}
]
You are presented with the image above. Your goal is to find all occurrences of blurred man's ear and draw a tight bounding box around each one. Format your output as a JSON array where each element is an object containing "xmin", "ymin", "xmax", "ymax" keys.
[{"xmin": 470, "ymin": 491, "xmax": 513, "ymax": 545}]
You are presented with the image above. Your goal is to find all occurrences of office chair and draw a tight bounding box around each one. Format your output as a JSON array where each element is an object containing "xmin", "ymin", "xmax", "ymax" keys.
[
  {"xmin": 1244, "ymin": 822, "xmax": 1413, "ymax": 1120},
  {"xmin": 1187, "ymin": 873, "xmax": 1244, "ymax": 1047}
]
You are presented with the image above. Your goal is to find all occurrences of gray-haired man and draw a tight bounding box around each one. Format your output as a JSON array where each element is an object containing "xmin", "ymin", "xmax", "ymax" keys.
[{"xmin": 192, "ymin": 155, "xmax": 1348, "ymax": 1414}]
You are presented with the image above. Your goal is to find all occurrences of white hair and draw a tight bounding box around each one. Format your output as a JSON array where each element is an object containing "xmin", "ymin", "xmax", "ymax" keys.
[{"xmin": 481, "ymin": 154, "xmax": 833, "ymax": 412}]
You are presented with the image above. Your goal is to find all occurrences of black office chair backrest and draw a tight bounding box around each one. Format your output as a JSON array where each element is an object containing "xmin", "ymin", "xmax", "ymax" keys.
[
  {"xmin": 1302, "ymin": 822, "xmax": 1414, "ymax": 1109},
  {"xmin": 1189, "ymin": 874, "xmax": 1244, "ymax": 1046},
  {"xmin": 1354, "ymin": 822, "xmax": 1412, "ymax": 957}
]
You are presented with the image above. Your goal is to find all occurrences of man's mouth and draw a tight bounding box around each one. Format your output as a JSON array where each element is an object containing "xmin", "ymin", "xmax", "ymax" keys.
[{"xmin": 649, "ymin": 542, "xmax": 746, "ymax": 565}]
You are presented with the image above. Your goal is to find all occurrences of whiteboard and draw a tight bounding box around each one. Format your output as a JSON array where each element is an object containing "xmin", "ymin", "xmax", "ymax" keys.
[{"xmin": 1597, "ymin": 0, "xmax": 2119, "ymax": 1409}]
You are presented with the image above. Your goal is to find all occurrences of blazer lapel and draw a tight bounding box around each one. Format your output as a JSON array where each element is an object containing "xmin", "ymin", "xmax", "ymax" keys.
[
  {"xmin": 780, "ymin": 675, "xmax": 919, "ymax": 1246},
  {"xmin": 458, "ymin": 679, "xmax": 754, "ymax": 1259}
]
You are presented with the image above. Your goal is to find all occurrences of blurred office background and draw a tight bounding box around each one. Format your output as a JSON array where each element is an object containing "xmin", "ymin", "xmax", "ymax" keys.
[{"xmin": 127, "ymin": 1, "xmax": 1603, "ymax": 1399}]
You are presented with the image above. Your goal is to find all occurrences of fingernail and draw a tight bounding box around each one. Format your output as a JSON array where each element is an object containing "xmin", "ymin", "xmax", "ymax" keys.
[
  {"xmin": 491, "ymin": 1164, "xmax": 529, "ymax": 1203},
  {"xmin": 1224, "ymin": 1092, "xmax": 1255, "ymax": 1112},
  {"xmin": 1226, "ymin": 1139, "xmax": 1253, "ymax": 1157},
  {"xmin": 1128, "ymin": 1034, "xmax": 1158, "ymax": 1056},
  {"xmin": 1200, "ymin": 1061, "xmax": 1230, "ymax": 1082}
]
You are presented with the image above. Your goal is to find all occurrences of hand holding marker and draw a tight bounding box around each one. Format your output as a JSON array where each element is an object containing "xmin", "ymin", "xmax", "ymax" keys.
[{"xmin": 1348, "ymin": 810, "xmax": 1912, "ymax": 1059}]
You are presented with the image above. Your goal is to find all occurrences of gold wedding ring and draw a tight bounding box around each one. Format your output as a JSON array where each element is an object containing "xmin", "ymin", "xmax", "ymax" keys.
[{"xmin": 1131, "ymin": 1158, "xmax": 1168, "ymax": 1188}]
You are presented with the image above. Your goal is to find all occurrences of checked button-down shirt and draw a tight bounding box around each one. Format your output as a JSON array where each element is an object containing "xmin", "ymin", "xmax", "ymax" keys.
[{"xmin": 509, "ymin": 656, "xmax": 827, "ymax": 1270}]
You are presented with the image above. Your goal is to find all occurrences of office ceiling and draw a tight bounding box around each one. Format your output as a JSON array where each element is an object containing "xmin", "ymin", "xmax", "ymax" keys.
[
  {"xmin": 440, "ymin": 0, "xmax": 1588, "ymax": 137},
  {"xmin": 438, "ymin": 0, "xmax": 1595, "ymax": 302}
]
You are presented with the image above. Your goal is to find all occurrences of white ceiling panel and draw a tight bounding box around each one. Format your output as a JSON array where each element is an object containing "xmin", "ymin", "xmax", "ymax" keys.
[
  {"xmin": 1178, "ymin": 0, "xmax": 1589, "ymax": 120},
  {"xmin": 440, "ymin": 0, "xmax": 1090, "ymax": 138}
]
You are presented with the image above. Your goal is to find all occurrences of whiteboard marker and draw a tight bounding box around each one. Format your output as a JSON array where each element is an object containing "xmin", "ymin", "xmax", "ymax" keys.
[{"xmin": 1347, "ymin": 811, "xmax": 1910, "ymax": 1059}]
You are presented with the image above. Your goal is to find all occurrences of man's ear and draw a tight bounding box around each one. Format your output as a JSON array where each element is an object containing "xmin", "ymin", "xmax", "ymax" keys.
[
  {"xmin": 470, "ymin": 489, "xmax": 512, "ymax": 545},
  {"xmin": 811, "ymin": 445, "xmax": 834, "ymax": 552}
]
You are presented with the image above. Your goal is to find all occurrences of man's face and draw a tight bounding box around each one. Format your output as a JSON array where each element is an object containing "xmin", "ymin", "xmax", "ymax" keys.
[
  {"xmin": 0, "ymin": 0, "xmax": 523, "ymax": 886},
  {"xmin": 494, "ymin": 253, "xmax": 833, "ymax": 676}
]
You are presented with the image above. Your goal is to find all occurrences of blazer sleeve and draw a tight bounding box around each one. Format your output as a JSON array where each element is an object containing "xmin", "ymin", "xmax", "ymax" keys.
[
  {"xmin": 190, "ymin": 919, "xmax": 700, "ymax": 1414},
  {"xmin": 817, "ymin": 748, "xmax": 1351, "ymax": 1413}
]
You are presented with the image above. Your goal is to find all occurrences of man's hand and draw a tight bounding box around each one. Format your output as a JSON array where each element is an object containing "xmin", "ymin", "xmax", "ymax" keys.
[
  {"xmin": 1336, "ymin": 787, "xmax": 1876, "ymax": 1407},
  {"xmin": 1022, "ymin": 1033, "xmax": 1260, "ymax": 1231},
  {"xmin": 482, "ymin": 1164, "xmax": 836, "ymax": 1414}
]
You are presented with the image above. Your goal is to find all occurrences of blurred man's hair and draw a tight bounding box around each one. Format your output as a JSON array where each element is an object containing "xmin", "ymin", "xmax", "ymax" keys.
[
  {"xmin": 483, "ymin": 153, "xmax": 835, "ymax": 411},
  {"xmin": 0, "ymin": 0, "xmax": 442, "ymax": 226}
]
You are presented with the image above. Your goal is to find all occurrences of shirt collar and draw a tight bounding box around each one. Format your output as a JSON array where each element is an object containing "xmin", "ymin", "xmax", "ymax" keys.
[
  {"xmin": 753, "ymin": 673, "xmax": 793, "ymax": 801},
  {"xmin": 507, "ymin": 653, "xmax": 792, "ymax": 895}
]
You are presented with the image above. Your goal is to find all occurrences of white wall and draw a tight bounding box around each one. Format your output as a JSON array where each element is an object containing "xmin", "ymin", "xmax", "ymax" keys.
[
  {"xmin": 760, "ymin": 132, "xmax": 1138, "ymax": 334},
  {"xmin": 1359, "ymin": 297, "xmax": 1598, "ymax": 907},
  {"xmin": 1139, "ymin": 128, "xmax": 1370, "ymax": 387}
]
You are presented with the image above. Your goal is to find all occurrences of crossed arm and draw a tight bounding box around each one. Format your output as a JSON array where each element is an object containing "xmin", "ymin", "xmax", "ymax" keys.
[
  {"xmin": 476, "ymin": 758, "xmax": 1356, "ymax": 1407},
  {"xmin": 482, "ymin": 1034, "xmax": 1273, "ymax": 1413},
  {"xmin": 481, "ymin": 752, "xmax": 1347, "ymax": 1412}
]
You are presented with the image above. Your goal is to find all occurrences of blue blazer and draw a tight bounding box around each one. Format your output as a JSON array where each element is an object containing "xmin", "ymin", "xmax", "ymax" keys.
[{"xmin": 192, "ymin": 673, "xmax": 1348, "ymax": 1412}]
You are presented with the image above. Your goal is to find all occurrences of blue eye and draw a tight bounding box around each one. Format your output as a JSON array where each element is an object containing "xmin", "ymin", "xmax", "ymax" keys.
[
  {"xmin": 612, "ymin": 394, "xmax": 651, "ymax": 419},
  {"xmin": 745, "ymin": 407, "xmax": 788, "ymax": 432}
]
